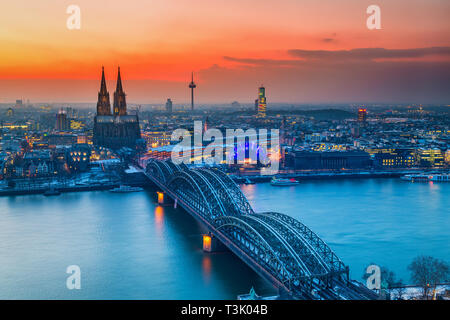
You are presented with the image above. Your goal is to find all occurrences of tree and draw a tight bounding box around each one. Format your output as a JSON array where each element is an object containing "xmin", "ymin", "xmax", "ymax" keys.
[{"xmin": 408, "ymin": 255, "xmax": 450, "ymax": 300}]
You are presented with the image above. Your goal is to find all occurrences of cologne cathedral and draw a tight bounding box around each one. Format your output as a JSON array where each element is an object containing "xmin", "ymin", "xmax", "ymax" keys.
[{"xmin": 93, "ymin": 67, "xmax": 142, "ymax": 150}]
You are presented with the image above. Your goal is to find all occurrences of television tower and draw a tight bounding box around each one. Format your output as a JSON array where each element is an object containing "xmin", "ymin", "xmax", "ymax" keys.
[{"xmin": 189, "ymin": 72, "xmax": 197, "ymax": 111}]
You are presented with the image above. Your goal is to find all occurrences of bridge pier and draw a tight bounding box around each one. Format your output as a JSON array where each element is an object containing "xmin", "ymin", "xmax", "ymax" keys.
[
  {"xmin": 156, "ymin": 191, "xmax": 175, "ymax": 206},
  {"xmin": 202, "ymin": 233, "xmax": 227, "ymax": 252},
  {"xmin": 157, "ymin": 191, "xmax": 165, "ymax": 204}
]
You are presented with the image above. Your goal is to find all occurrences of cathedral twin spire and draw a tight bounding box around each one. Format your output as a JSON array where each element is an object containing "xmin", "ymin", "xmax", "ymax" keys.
[{"xmin": 96, "ymin": 66, "xmax": 127, "ymax": 116}]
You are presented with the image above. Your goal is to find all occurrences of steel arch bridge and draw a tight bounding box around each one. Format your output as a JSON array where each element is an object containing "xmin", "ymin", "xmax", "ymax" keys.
[{"xmin": 145, "ymin": 160, "xmax": 376, "ymax": 300}]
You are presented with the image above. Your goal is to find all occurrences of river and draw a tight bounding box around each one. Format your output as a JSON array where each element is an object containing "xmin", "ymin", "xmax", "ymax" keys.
[{"xmin": 0, "ymin": 178, "xmax": 448, "ymax": 299}]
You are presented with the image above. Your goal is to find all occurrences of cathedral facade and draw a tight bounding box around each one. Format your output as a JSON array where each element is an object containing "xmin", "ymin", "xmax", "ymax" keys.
[{"xmin": 93, "ymin": 67, "xmax": 142, "ymax": 150}]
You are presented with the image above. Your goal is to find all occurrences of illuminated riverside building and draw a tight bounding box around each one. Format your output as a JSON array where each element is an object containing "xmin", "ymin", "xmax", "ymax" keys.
[
  {"xmin": 257, "ymin": 86, "xmax": 267, "ymax": 117},
  {"xmin": 285, "ymin": 150, "xmax": 371, "ymax": 170},
  {"xmin": 93, "ymin": 67, "xmax": 142, "ymax": 150},
  {"xmin": 365, "ymin": 148, "xmax": 416, "ymax": 168},
  {"xmin": 417, "ymin": 148, "xmax": 445, "ymax": 167}
]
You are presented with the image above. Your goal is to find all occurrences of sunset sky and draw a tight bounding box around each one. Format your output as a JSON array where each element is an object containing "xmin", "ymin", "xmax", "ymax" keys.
[{"xmin": 0, "ymin": 0, "xmax": 449, "ymax": 104}]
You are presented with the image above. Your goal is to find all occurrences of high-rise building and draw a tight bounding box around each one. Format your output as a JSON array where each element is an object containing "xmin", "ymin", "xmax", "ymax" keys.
[
  {"xmin": 165, "ymin": 98, "xmax": 173, "ymax": 113},
  {"xmin": 189, "ymin": 72, "xmax": 197, "ymax": 111},
  {"xmin": 56, "ymin": 109, "xmax": 69, "ymax": 131},
  {"xmin": 358, "ymin": 108, "xmax": 367, "ymax": 123},
  {"xmin": 93, "ymin": 67, "xmax": 142, "ymax": 150},
  {"xmin": 257, "ymin": 86, "xmax": 267, "ymax": 117},
  {"xmin": 254, "ymin": 99, "xmax": 258, "ymax": 113}
]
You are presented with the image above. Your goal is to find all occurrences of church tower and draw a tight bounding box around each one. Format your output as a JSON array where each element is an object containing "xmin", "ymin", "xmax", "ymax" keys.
[
  {"xmin": 113, "ymin": 67, "xmax": 127, "ymax": 116},
  {"xmin": 94, "ymin": 65, "xmax": 142, "ymax": 150},
  {"xmin": 96, "ymin": 66, "xmax": 111, "ymax": 115}
]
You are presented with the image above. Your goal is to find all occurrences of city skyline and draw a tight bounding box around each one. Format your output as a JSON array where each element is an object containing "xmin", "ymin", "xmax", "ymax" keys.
[
  {"xmin": 0, "ymin": 0, "xmax": 449, "ymax": 305},
  {"xmin": 0, "ymin": 0, "xmax": 449, "ymax": 103}
]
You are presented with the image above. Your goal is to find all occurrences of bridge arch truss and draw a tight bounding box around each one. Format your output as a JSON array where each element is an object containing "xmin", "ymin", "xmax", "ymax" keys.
[{"xmin": 144, "ymin": 160, "xmax": 355, "ymax": 299}]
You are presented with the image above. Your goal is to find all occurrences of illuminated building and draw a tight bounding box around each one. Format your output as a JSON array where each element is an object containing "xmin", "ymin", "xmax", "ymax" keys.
[
  {"xmin": 46, "ymin": 134, "xmax": 77, "ymax": 147},
  {"xmin": 56, "ymin": 109, "xmax": 70, "ymax": 131},
  {"xmin": 357, "ymin": 108, "xmax": 367, "ymax": 123},
  {"xmin": 257, "ymin": 86, "xmax": 267, "ymax": 117},
  {"xmin": 70, "ymin": 119, "xmax": 84, "ymax": 130},
  {"xmin": 366, "ymin": 148, "xmax": 416, "ymax": 168},
  {"xmin": 77, "ymin": 135, "xmax": 88, "ymax": 144},
  {"xmin": 93, "ymin": 67, "xmax": 142, "ymax": 150},
  {"xmin": 67, "ymin": 145, "xmax": 91, "ymax": 172},
  {"xmin": 417, "ymin": 148, "xmax": 445, "ymax": 167},
  {"xmin": 188, "ymin": 72, "xmax": 197, "ymax": 111}
]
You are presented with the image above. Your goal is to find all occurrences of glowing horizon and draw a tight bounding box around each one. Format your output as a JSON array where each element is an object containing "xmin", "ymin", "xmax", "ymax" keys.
[{"xmin": 0, "ymin": 0, "xmax": 449, "ymax": 104}]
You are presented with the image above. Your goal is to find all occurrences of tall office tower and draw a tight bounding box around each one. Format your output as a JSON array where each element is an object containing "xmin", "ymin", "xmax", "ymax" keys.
[
  {"xmin": 56, "ymin": 109, "xmax": 69, "ymax": 131},
  {"xmin": 189, "ymin": 72, "xmax": 197, "ymax": 111},
  {"xmin": 166, "ymin": 98, "xmax": 173, "ymax": 113},
  {"xmin": 254, "ymin": 99, "xmax": 258, "ymax": 113},
  {"xmin": 113, "ymin": 67, "xmax": 127, "ymax": 116},
  {"xmin": 97, "ymin": 66, "xmax": 111, "ymax": 115},
  {"xmin": 257, "ymin": 86, "xmax": 267, "ymax": 117},
  {"xmin": 358, "ymin": 108, "xmax": 367, "ymax": 123}
]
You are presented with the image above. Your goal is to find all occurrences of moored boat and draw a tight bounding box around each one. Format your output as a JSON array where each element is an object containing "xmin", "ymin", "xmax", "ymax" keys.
[
  {"xmin": 110, "ymin": 185, "xmax": 143, "ymax": 193},
  {"xmin": 244, "ymin": 178, "xmax": 255, "ymax": 185},
  {"xmin": 270, "ymin": 177, "xmax": 299, "ymax": 186},
  {"xmin": 400, "ymin": 173, "xmax": 449, "ymax": 182},
  {"xmin": 429, "ymin": 174, "xmax": 450, "ymax": 182}
]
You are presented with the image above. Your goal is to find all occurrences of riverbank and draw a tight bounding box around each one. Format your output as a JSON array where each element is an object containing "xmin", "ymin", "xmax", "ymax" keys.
[
  {"xmin": 0, "ymin": 183, "xmax": 119, "ymax": 196},
  {"xmin": 232, "ymin": 168, "xmax": 449, "ymax": 183}
]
